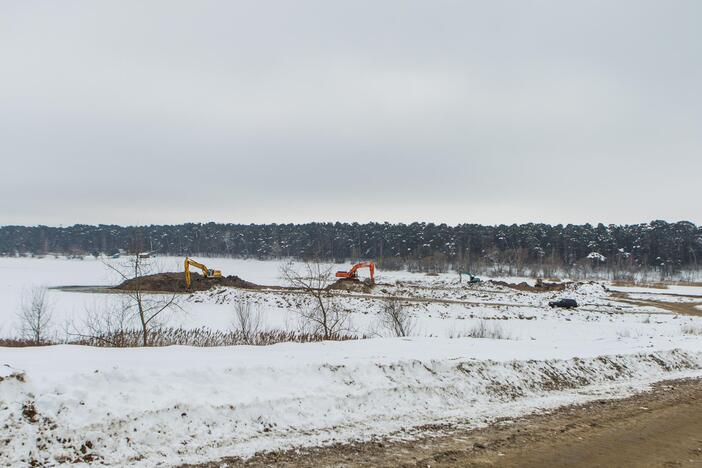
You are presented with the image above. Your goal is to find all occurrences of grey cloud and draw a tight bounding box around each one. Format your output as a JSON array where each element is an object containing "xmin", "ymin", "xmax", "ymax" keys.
[{"xmin": 1, "ymin": 0, "xmax": 700, "ymax": 226}]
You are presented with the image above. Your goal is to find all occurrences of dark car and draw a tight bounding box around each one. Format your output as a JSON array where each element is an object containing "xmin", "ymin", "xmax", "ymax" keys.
[{"xmin": 548, "ymin": 298, "xmax": 578, "ymax": 309}]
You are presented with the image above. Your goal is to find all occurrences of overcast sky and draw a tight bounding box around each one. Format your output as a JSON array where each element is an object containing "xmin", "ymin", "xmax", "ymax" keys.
[{"xmin": 1, "ymin": 1, "xmax": 700, "ymax": 227}]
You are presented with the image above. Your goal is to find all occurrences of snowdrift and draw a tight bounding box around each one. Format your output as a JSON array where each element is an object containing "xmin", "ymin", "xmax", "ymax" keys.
[{"xmin": 3, "ymin": 339, "xmax": 702, "ymax": 466}]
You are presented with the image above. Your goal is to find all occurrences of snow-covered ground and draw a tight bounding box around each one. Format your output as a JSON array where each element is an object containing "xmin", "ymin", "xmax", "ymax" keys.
[
  {"xmin": 3, "ymin": 341, "xmax": 702, "ymax": 466},
  {"xmin": 607, "ymin": 284, "xmax": 702, "ymax": 297},
  {"xmin": 2, "ymin": 256, "xmax": 702, "ymax": 466},
  {"xmin": 5, "ymin": 255, "xmax": 700, "ymax": 340},
  {"xmin": 0, "ymin": 256, "xmax": 343, "ymax": 338}
]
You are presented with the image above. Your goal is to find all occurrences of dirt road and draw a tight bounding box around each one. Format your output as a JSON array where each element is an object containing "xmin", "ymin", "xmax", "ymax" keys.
[
  {"xmin": 187, "ymin": 378, "xmax": 702, "ymax": 468},
  {"xmin": 611, "ymin": 291, "xmax": 702, "ymax": 317}
]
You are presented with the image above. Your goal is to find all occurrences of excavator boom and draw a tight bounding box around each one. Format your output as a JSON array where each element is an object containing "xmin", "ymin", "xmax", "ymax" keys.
[{"xmin": 184, "ymin": 257, "xmax": 222, "ymax": 288}]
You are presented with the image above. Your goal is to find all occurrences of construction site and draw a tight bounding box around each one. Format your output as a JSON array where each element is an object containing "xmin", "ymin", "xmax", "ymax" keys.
[
  {"xmin": 112, "ymin": 257, "xmax": 378, "ymax": 293},
  {"xmin": 3, "ymin": 0, "xmax": 702, "ymax": 465},
  {"xmin": 4, "ymin": 254, "xmax": 702, "ymax": 467}
]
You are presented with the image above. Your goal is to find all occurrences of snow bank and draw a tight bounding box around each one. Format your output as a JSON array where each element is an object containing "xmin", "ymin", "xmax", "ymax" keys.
[{"xmin": 3, "ymin": 339, "xmax": 702, "ymax": 466}]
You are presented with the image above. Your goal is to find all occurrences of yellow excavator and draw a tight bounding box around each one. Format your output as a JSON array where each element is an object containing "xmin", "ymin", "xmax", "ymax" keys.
[{"xmin": 184, "ymin": 257, "xmax": 222, "ymax": 288}]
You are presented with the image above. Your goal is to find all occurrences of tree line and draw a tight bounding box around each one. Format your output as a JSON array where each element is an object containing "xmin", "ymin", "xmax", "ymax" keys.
[{"xmin": 1, "ymin": 220, "xmax": 701, "ymax": 275}]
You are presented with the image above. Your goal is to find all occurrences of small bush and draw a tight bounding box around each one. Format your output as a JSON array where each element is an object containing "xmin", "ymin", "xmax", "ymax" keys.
[
  {"xmin": 611, "ymin": 280, "xmax": 668, "ymax": 289},
  {"xmin": 681, "ymin": 324, "xmax": 702, "ymax": 336},
  {"xmin": 232, "ymin": 300, "xmax": 264, "ymax": 344},
  {"xmin": 1, "ymin": 328, "xmax": 360, "ymax": 348},
  {"xmin": 449, "ymin": 320, "xmax": 511, "ymax": 340},
  {"xmin": 0, "ymin": 338, "xmax": 53, "ymax": 348},
  {"xmin": 379, "ymin": 300, "xmax": 415, "ymax": 337},
  {"xmin": 71, "ymin": 327, "xmax": 360, "ymax": 347}
]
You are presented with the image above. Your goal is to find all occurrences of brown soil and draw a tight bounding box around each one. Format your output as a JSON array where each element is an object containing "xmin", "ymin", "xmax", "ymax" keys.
[
  {"xmin": 489, "ymin": 279, "xmax": 566, "ymax": 293},
  {"xmin": 611, "ymin": 280, "xmax": 669, "ymax": 289},
  {"xmin": 113, "ymin": 272, "xmax": 374, "ymax": 294},
  {"xmin": 184, "ymin": 378, "xmax": 702, "ymax": 468},
  {"xmin": 113, "ymin": 272, "xmax": 261, "ymax": 292},
  {"xmin": 611, "ymin": 280, "xmax": 702, "ymax": 289},
  {"xmin": 21, "ymin": 402, "xmax": 38, "ymax": 422},
  {"xmin": 610, "ymin": 291, "xmax": 702, "ymax": 317},
  {"xmin": 327, "ymin": 278, "xmax": 374, "ymax": 293}
]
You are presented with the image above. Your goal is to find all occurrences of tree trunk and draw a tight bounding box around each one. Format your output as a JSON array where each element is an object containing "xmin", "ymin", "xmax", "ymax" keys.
[{"xmin": 137, "ymin": 295, "xmax": 148, "ymax": 347}]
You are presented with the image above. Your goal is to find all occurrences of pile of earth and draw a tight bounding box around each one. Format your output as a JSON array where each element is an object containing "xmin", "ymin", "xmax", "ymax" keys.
[
  {"xmin": 327, "ymin": 278, "xmax": 374, "ymax": 294},
  {"xmin": 489, "ymin": 279, "xmax": 567, "ymax": 292},
  {"xmin": 114, "ymin": 272, "xmax": 261, "ymax": 292}
]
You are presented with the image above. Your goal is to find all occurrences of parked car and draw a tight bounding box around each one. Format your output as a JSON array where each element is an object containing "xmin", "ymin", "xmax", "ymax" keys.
[{"xmin": 548, "ymin": 298, "xmax": 578, "ymax": 309}]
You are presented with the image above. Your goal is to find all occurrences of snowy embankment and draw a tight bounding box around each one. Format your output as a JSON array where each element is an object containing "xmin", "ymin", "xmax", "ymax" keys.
[{"xmin": 4, "ymin": 338, "xmax": 702, "ymax": 467}]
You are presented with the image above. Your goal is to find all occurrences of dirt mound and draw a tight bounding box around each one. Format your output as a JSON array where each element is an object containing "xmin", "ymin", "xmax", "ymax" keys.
[
  {"xmin": 328, "ymin": 278, "xmax": 374, "ymax": 294},
  {"xmin": 489, "ymin": 279, "xmax": 566, "ymax": 293},
  {"xmin": 114, "ymin": 272, "xmax": 260, "ymax": 292}
]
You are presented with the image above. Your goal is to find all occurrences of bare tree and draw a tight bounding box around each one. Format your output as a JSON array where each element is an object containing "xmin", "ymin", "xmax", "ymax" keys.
[
  {"xmin": 280, "ymin": 260, "xmax": 350, "ymax": 339},
  {"xmin": 232, "ymin": 299, "xmax": 264, "ymax": 344},
  {"xmin": 65, "ymin": 298, "xmax": 134, "ymax": 347},
  {"xmin": 378, "ymin": 299, "xmax": 415, "ymax": 337},
  {"xmin": 17, "ymin": 286, "xmax": 52, "ymax": 344},
  {"xmin": 102, "ymin": 253, "xmax": 181, "ymax": 346}
]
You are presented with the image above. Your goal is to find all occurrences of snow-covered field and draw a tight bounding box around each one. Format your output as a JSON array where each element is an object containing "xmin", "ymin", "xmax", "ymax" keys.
[
  {"xmin": 3, "ymin": 256, "xmax": 702, "ymax": 466},
  {"xmin": 0, "ymin": 256, "xmax": 314, "ymax": 337}
]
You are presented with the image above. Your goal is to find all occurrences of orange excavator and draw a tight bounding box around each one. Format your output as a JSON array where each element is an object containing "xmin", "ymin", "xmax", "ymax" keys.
[
  {"xmin": 336, "ymin": 261, "xmax": 375, "ymax": 283},
  {"xmin": 184, "ymin": 257, "xmax": 222, "ymax": 289}
]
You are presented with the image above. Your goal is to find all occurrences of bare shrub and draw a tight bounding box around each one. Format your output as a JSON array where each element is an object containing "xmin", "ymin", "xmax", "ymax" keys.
[
  {"xmin": 280, "ymin": 260, "xmax": 351, "ymax": 339},
  {"xmin": 68, "ymin": 327, "xmax": 359, "ymax": 347},
  {"xmin": 681, "ymin": 324, "xmax": 702, "ymax": 335},
  {"xmin": 0, "ymin": 338, "xmax": 53, "ymax": 348},
  {"xmin": 16, "ymin": 286, "xmax": 53, "ymax": 345},
  {"xmin": 379, "ymin": 300, "xmax": 415, "ymax": 337},
  {"xmin": 65, "ymin": 299, "xmax": 134, "ymax": 347},
  {"xmin": 102, "ymin": 251, "xmax": 182, "ymax": 346},
  {"xmin": 616, "ymin": 328, "xmax": 643, "ymax": 338},
  {"xmin": 447, "ymin": 320, "xmax": 510, "ymax": 339},
  {"xmin": 611, "ymin": 280, "xmax": 667, "ymax": 289},
  {"xmin": 464, "ymin": 320, "xmax": 510, "ymax": 340},
  {"xmin": 232, "ymin": 300, "xmax": 264, "ymax": 344}
]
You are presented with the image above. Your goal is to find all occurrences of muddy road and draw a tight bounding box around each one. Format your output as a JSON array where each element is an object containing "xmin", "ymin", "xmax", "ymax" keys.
[
  {"xmin": 186, "ymin": 378, "xmax": 702, "ymax": 468},
  {"xmin": 612, "ymin": 291, "xmax": 702, "ymax": 317}
]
